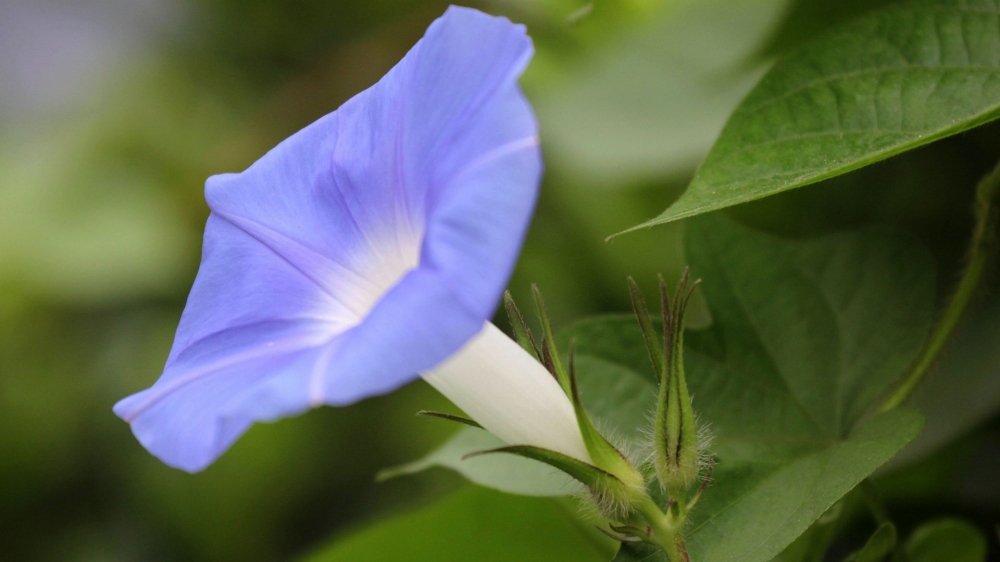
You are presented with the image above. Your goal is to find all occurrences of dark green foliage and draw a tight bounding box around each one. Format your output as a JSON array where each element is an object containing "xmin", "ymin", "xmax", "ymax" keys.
[
  {"xmin": 634, "ymin": 0, "xmax": 1000, "ymax": 229},
  {"xmin": 394, "ymin": 216, "xmax": 933, "ymax": 561},
  {"xmin": 301, "ymin": 487, "xmax": 613, "ymax": 562}
]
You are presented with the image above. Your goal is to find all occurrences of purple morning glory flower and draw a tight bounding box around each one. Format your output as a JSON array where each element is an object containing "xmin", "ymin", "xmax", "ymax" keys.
[{"xmin": 114, "ymin": 6, "xmax": 589, "ymax": 472}]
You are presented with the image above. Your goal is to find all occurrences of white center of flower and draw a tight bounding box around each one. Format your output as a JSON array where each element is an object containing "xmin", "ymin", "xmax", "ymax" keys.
[
  {"xmin": 335, "ymin": 229, "xmax": 423, "ymax": 326},
  {"xmin": 323, "ymin": 227, "xmax": 590, "ymax": 464}
]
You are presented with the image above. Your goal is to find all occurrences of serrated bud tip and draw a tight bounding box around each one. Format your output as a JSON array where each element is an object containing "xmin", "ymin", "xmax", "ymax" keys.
[{"xmin": 652, "ymin": 270, "xmax": 702, "ymax": 493}]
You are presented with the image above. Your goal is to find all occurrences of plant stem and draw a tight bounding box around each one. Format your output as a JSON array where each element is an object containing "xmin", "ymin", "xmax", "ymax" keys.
[
  {"xmin": 636, "ymin": 496, "xmax": 689, "ymax": 561},
  {"xmin": 880, "ymin": 161, "xmax": 1000, "ymax": 412}
]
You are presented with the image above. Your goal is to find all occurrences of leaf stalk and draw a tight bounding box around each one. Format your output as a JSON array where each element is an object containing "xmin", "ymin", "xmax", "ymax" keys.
[{"xmin": 880, "ymin": 160, "xmax": 1000, "ymax": 412}]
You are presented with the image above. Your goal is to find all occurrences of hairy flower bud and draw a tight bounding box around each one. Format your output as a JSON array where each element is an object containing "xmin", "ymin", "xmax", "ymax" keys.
[{"xmin": 638, "ymin": 271, "xmax": 702, "ymax": 495}]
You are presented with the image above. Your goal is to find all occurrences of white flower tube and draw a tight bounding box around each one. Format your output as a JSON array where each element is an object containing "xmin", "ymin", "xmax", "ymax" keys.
[{"xmin": 421, "ymin": 323, "xmax": 592, "ymax": 464}]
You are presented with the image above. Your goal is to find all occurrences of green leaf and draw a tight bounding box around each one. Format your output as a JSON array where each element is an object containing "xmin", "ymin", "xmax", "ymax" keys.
[
  {"xmin": 298, "ymin": 487, "xmax": 614, "ymax": 562},
  {"xmin": 684, "ymin": 409, "xmax": 920, "ymax": 562},
  {"xmin": 535, "ymin": 0, "xmax": 786, "ymax": 185},
  {"xmin": 845, "ymin": 522, "xmax": 897, "ymax": 562},
  {"xmin": 760, "ymin": 0, "xmax": 898, "ymax": 56},
  {"xmin": 770, "ymin": 500, "xmax": 851, "ymax": 562},
  {"xmin": 665, "ymin": 216, "xmax": 930, "ymax": 561},
  {"xmin": 905, "ymin": 519, "xmax": 988, "ymax": 562},
  {"xmin": 397, "ymin": 217, "xmax": 931, "ymax": 562},
  {"xmin": 634, "ymin": 0, "xmax": 1000, "ymax": 228},
  {"xmin": 613, "ymin": 412, "xmax": 921, "ymax": 562},
  {"xmin": 683, "ymin": 215, "xmax": 934, "ymax": 437}
]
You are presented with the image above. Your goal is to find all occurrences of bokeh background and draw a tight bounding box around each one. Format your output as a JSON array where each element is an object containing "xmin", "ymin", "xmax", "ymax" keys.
[{"xmin": 2, "ymin": 0, "xmax": 998, "ymax": 560}]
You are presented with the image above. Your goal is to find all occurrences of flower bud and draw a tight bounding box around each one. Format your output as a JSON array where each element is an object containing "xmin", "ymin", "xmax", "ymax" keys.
[{"xmin": 651, "ymin": 271, "xmax": 701, "ymax": 494}]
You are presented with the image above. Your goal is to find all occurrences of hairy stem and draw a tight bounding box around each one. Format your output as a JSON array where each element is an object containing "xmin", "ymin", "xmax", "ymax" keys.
[
  {"xmin": 635, "ymin": 496, "xmax": 690, "ymax": 562},
  {"xmin": 880, "ymin": 161, "xmax": 1000, "ymax": 412}
]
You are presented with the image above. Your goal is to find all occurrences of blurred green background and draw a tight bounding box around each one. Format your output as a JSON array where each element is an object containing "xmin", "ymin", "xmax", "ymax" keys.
[{"xmin": 1, "ymin": 0, "xmax": 998, "ymax": 560}]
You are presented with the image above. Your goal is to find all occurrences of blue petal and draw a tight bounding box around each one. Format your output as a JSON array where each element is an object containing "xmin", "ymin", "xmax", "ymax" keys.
[
  {"xmin": 405, "ymin": 7, "xmax": 542, "ymax": 320},
  {"xmin": 116, "ymin": 6, "xmax": 540, "ymax": 471}
]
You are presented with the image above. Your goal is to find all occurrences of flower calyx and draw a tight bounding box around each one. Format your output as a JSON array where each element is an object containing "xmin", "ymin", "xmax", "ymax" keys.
[
  {"xmin": 500, "ymin": 289, "xmax": 647, "ymax": 516},
  {"xmin": 425, "ymin": 276, "xmax": 714, "ymax": 562},
  {"xmin": 415, "ymin": 410, "xmax": 482, "ymax": 428}
]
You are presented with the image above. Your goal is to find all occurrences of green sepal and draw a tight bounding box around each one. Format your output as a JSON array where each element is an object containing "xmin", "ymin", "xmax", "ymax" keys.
[
  {"xmin": 540, "ymin": 333, "xmax": 559, "ymax": 383},
  {"xmin": 685, "ymin": 458, "xmax": 713, "ymax": 511},
  {"xmin": 609, "ymin": 523, "xmax": 650, "ymax": 540},
  {"xmin": 596, "ymin": 525, "xmax": 644, "ymax": 543},
  {"xmin": 628, "ymin": 276, "xmax": 665, "ymax": 383},
  {"xmin": 533, "ymin": 286, "xmax": 647, "ymax": 505},
  {"xmin": 462, "ymin": 445, "xmax": 636, "ymax": 509},
  {"xmin": 503, "ymin": 291, "xmax": 541, "ymax": 361},
  {"xmin": 532, "ymin": 285, "xmax": 572, "ymax": 394},
  {"xmin": 415, "ymin": 410, "xmax": 483, "ymax": 429},
  {"xmin": 568, "ymin": 342, "xmax": 647, "ymax": 508}
]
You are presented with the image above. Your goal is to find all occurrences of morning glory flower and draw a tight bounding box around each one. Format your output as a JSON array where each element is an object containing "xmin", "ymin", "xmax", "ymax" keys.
[{"xmin": 114, "ymin": 6, "xmax": 590, "ymax": 472}]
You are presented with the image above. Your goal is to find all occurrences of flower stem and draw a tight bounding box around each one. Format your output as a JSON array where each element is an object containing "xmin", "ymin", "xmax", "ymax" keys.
[
  {"xmin": 880, "ymin": 161, "xmax": 1000, "ymax": 412},
  {"xmin": 635, "ymin": 496, "xmax": 690, "ymax": 562}
]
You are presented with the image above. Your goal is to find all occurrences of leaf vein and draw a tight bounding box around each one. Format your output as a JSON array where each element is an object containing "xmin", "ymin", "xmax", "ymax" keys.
[{"xmin": 741, "ymin": 65, "xmax": 1000, "ymax": 115}]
